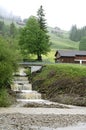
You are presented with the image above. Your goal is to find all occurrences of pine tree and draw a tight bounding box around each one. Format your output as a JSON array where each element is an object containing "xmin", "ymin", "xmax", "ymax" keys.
[
  {"xmin": 9, "ymin": 22, "xmax": 16, "ymax": 38},
  {"xmin": 36, "ymin": 5, "xmax": 50, "ymax": 60},
  {"xmin": 37, "ymin": 5, "xmax": 47, "ymax": 32}
]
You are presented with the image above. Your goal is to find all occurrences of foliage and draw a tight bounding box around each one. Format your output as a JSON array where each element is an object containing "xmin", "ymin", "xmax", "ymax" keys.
[
  {"xmin": 79, "ymin": 36, "xmax": 86, "ymax": 50},
  {"xmin": 0, "ymin": 36, "xmax": 19, "ymax": 88},
  {"xmin": 0, "ymin": 88, "xmax": 15, "ymax": 107},
  {"xmin": 19, "ymin": 16, "xmax": 50, "ymax": 61}
]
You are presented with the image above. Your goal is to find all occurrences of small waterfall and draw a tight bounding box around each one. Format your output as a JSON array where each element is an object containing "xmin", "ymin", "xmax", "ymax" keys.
[
  {"xmin": 11, "ymin": 67, "xmax": 69, "ymax": 108},
  {"xmin": 11, "ymin": 67, "xmax": 41, "ymax": 101}
]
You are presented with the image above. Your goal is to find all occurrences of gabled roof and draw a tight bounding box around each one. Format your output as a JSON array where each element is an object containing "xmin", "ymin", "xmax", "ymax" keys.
[{"xmin": 55, "ymin": 50, "xmax": 86, "ymax": 57}]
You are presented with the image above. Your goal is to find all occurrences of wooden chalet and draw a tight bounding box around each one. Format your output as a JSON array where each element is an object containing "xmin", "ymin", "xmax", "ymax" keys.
[{"xmin": 55, "ymin": 50, "xmax": 86, "ymax": 64}]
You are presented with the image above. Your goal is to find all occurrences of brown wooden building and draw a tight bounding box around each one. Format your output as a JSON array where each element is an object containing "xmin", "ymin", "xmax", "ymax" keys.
[{"xmin": 55, "ymin": 50, "xmax": 86, "ymax": 64}]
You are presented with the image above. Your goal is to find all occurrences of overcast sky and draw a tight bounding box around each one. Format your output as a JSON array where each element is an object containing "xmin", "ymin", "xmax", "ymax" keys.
[{"xmin": 0, "ymin": 0, "xmax": 86, "ymax": 30}]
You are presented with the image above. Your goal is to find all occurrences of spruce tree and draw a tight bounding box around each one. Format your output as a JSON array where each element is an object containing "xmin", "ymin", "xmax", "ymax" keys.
[
  {"xmin": 37, "ymin": 5, "xmax": 50, "ymax": 60},
  {"xmin": 37, "ymin": 5, "xmax": 47, "ymax": 32}
]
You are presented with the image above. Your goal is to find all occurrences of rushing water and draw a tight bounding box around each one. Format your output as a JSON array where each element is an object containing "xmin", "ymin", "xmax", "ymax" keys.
[{"xmin": 11, "ymin": 67, "xmax": 41, "ymax": 101}]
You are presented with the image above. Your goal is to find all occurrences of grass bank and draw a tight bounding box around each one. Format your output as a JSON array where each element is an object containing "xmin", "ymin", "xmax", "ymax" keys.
[{"xmin": 32, "ymin": 64, "xmax": 86, "ymax": 106}]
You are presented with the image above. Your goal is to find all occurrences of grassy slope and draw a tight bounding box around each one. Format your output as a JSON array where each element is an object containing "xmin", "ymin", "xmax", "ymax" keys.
[
  {"xmin": 48, "ymin": 26, "xmax": 79, "ymax": 50},
  {"xmin": 42, "ymin": 27, "xmax": 79, "ymax": 62},
  {"xmin": 32, "ymin": 64, "xmax": 86, "ymax": 106},
  {"xmin": 50, "ymin": 34, "xmax": 79, "ymax": 50},
  {"xmin": 1, "ymin": 18, "xmax": 79, "ymax": 50}
]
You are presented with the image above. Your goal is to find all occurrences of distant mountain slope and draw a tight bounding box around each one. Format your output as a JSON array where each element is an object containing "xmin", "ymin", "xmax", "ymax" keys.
[
  {"xmin": 0, "ymin": 15, "xmax": 79, "ymax": 51},
  {"xmin": 48, "ymin": 26, "xmax": 79, "ymax": 50},
  {"xmin": 0, "ymin": 17, "xmax": 25, "ymax": 28}
]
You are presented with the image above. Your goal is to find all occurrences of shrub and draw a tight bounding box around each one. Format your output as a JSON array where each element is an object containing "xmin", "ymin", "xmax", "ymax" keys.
[{"xmin": 0, "ymin": 88, "xmax": 15, "ymax": 107}]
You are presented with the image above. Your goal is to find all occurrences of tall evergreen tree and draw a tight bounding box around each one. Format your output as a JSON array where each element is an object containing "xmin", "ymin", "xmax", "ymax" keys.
[
  {"xmin": 37, "ymin": 5, "xmax": 50, "ymax": 60},
  {"xmin": 37, "ymin": 5, "xmax": 47, "ymax": 32},
  {"xmin": 9, "ymin": 22, "xmax": 16, "ymax": 38},
  {"xmin": 69, "ymin": 25, "xmax": 79, "ymax": 41}
]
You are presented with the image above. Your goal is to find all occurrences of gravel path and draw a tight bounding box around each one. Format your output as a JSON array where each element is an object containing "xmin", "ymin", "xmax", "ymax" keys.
[{"xmin": 0, "ymin": 107, "xmax": 86, "ymax": 130}]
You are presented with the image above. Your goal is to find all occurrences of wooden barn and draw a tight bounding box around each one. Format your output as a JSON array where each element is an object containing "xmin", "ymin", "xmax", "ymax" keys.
[{"xmin": 55, "ymin": 50, "xmax": 86, "ymax": 64}]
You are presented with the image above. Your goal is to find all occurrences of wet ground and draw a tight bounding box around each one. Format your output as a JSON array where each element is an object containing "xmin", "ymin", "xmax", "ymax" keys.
[
  {"xmin": 57, "ymin": 123, "xmax": 86, "ymax": 130},
  {"xmin": 0, "ymin": 112, "xmax": 86, "ymax": 130},
  {"xmin": 29, "ymin": 123, "xmax": 86, "ymax": 130},
  {"xmin": 0, "ymin": 107, "xmax": 86, "ymax": 130}
]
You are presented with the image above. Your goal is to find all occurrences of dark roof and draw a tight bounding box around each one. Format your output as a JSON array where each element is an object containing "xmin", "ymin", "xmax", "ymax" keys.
[{"xmin": 55, "ymin": 50, "xmax": 86, "ymax": 57}]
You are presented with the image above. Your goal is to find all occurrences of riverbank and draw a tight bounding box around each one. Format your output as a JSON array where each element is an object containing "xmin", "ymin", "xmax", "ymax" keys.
[
  {"xmin": 32, "ymin": 64, "xmax": 86, "ymax": 106},
  {"xmin": 0, "ymin": 107, "xmax": 86, "ymax": 130}
]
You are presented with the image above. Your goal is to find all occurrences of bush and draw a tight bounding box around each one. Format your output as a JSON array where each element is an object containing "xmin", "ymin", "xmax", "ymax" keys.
[
  {"xmin": 0, "ymin": 36, "xmax": 20, "ymax": 88},
  {"xmin": 0, "ymin": 88, "xmax": 15, "ymax": 107}
]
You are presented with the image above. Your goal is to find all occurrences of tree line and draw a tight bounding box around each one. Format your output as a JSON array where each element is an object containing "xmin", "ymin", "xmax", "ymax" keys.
[
  {"xmin": 0, "ymin": 20, "xmax": 19, "ymax": 38},
  {"xmin": 69, "ymin": 25, "xmax": 86, "ymax": 42},
  {"xmin": 70, "ymin": 25, "xmax": 86, "ymax": 50}
]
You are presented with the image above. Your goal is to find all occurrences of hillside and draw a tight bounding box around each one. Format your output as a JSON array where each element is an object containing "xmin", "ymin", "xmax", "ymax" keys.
[
  {"xmin": 0, "ymin": 17, "xmax": 79, "ymax": 62},
  {"xmin": 0, "ymin": 18, "xmax": 24, "ymax": 28},
  {"xmin": 0, "ymin": 17, "xmax": 79, "ymax": 50},
  {"xmin": 48, "ymin": 26, "xmax": 79, "ymax": 50}
]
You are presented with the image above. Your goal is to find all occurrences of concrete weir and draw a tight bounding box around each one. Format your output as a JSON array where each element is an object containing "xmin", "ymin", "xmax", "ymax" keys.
[{"xmin": 11, "ymin": 67, "xmax": 42, "ymax": 101}]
